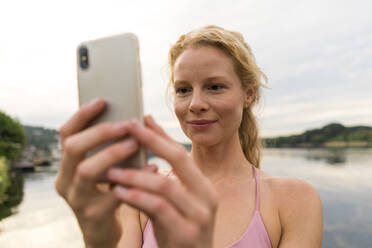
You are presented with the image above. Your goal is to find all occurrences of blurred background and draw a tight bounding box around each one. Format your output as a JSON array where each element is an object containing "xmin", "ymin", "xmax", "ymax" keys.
[{"xmin": 0, "ymin": 0, "xmax": 371, "ymax": 247}]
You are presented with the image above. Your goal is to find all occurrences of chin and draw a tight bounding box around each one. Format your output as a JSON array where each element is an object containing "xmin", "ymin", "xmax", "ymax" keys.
[{"xmin": 188, "ymin": 133, "xmax": 222, "ymax": 147}]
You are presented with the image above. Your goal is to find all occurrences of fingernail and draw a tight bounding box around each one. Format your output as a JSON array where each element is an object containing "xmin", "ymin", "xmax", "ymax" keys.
[
  {"xmin": 114, "ymin": 186, "xmax": 128, "ymax": 197},
  {"xmin": 107, "ymin": 168, "xmax": 122, "ymax": 178},
  {"xmin": 114, "ymin": 122, "xmax": 127, "ymax": 133},
  {"xmin": 144, "ymin": 165, "xmax": 157, "ymax": 173},
  {"xmin": 129, "ymin": 119, "xmax": 141, "ymax": 130},
  {"xmin": 123, "ymin": 138, "xmax": 137, "ymax": 149},
  {"xmin": 149, "ymin": 115, "xmax": 155, "ymax": 123},
  {"xmin": 128, "ymin": 119, "xmax": 137, "ymax": 127},
  {"xmin": 89, "ymin": 98, "xmax": 100, "ymax": 107}
]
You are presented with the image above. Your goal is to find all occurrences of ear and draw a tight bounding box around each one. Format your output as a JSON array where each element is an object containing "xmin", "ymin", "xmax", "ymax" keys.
[{"xmin": 244, "ymin": 87, "xmax": 255, "ymax": 108}]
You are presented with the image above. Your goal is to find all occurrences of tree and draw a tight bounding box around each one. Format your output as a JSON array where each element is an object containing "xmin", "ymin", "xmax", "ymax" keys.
[
  {"xmin": 0, "ymin": 110, "xmax": 25, "ymax": 220},
  {"xmin": 0, "ymin": 111, "xmax": 26, "ymax": 161}
]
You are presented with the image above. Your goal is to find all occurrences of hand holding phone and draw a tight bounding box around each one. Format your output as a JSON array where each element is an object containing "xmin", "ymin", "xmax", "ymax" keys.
[
  {"xmin": 77, "ymin": 33, "xmax": 147, "ymax": 175},
  {"xmin": 55, "ymin": 33, "xmax": 149, "ymax": 248}
]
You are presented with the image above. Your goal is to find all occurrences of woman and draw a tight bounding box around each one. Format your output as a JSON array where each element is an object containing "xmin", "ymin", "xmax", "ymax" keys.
[{"xmin": 55, "ymin": 25, "xmax": 323, "ymax": 248}]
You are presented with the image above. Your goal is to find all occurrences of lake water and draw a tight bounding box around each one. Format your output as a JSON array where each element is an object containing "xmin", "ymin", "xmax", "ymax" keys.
[{"xmin": 0, "ymin": 148, "xmax": 371, "ymax": 248}]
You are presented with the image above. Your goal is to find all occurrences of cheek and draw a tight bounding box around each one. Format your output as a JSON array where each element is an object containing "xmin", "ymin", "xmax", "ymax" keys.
[
  {"xmin": 215, "ymin": 97, "xmax": 244, "ymax": 127},
  {"xmin": 174, "ymin": 100, "xmax": 188, "ymax": 121},
  {"xmin": 174, "ymin": 100, "xmax": 191, "ymax": 137}
]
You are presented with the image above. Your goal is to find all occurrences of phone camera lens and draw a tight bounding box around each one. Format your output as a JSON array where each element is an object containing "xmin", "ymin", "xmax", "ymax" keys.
[{"xmin": 79, "ymin": 46, "xmax": 89, "ymax": 69}]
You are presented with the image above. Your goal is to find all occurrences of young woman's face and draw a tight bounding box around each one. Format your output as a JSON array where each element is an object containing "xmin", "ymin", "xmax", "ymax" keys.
[{"xmin": 173, "ymin": 45, "xmax": 250, "ymax": 146}]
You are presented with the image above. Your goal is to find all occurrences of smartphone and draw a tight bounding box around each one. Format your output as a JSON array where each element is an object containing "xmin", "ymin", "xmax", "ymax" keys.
[{"xmin": 77, "ymin": 33, "xmax": 146, "ymax": 179}]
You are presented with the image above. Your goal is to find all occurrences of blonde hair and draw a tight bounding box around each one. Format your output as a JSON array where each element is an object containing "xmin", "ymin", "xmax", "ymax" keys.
[{"xmin": 167, "ymin": 25, "xmax": 267, "ymax": 168}]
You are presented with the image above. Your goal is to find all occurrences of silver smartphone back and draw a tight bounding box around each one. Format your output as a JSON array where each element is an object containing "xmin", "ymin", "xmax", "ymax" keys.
[{"xmin": 77, "ymin": 33, "xmax": 146, "ymax": 176}]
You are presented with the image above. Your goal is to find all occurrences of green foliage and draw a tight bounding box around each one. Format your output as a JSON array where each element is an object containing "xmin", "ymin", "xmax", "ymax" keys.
[
  {"xmin": 0, "ymin": 157, "xmax": 10, "ymax": 204},
  {"xmin": 263, "ymin": 123, "xmax": 372, "ymax": 148},
  {"xmin": 348, "ymin": 129, "xmax": 372, "ymax": 142},
  {"xmin": 23, "ymin": 125, "xmax": 58, "ymax": 154},
  {"xmin": 329, "ymin": 133, "xmax": 347, "ymax": 142},
  {"xmin": 0, "ymin": 112, "xmax": 26, "ymax": 144},
  {"xmin": 0, "ymin": 110, "xmax": 25, "ymax": 220},
  {"xmin": 0, "ymin": 111, "xmax": 26, "ymax": 161},
  {"xmin": 0, "ymin": 168, "xmax": 24, "ymax": 220},
  {"xmin": 310, "ymin": 133, "xmax": 325, "ymax": 144},
  {"xmin": 321, "ymin": 123, "xmax": 346, "ymax": 138},
  {"xmin": 2, "ymin": 170, "xmax": 24, "ymax": 208}
]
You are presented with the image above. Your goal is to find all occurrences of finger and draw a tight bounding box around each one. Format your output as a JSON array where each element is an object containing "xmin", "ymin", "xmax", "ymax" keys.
[
  {"xmin": 112, "ymin": 185, "xmax": 187, "ymax": 230},
  {"xmin": 144, "ymin": 115, "xmax": 172, "ymax": 141},
  {"xmin": 108, "ymin": 163, "xmax": 158, "ymax": 193},
  {"xmin": 59, "ymin": 98, "xmax": 106, "ymax": 143},
  {"xmin": 57, "ymin": 121, "xmax": 130, "ymax": 188},
  {"xmin": 126, "ymin": 120, "xmax": 207, "ymax": 193},
  {"xmin": 74, "ymin": 138, "xmax": 139, "ymax": 192},
  {"xmin": 55, "ymin": 155, "xmax": 80, "ymax": 197},
  {"xmin": 107, "ymin": 168, "xmax": 209, "ymax": 222},
  {"xmin": 64, "ymin": 121, "xmax": 130, "ymax": 159}
]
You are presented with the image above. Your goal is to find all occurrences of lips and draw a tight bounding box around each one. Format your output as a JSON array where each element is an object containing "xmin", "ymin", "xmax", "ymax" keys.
[{"xmin": 187, "ymin": 119, "xmax": 218, "ymax": 125}]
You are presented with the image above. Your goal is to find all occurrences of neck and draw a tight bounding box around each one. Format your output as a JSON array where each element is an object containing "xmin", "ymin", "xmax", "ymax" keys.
[{"xmin": 190, "ymin": 132, "xmax": 253, "ymax": 183}]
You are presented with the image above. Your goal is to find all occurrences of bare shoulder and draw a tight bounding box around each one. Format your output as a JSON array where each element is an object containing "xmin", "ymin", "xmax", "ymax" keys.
[
  {"xmin": 259, "ymin": 170, "xmax": 321, "ymax": 207},
  {"xmin": 259, "ymin": 170, "xmax": 323, "ymax": 247}
]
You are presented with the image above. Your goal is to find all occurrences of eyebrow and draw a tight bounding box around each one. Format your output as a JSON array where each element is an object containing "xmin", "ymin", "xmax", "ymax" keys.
[{"xmin": 174, "ymin": 75, "xmax": 229, "ymax": 86}]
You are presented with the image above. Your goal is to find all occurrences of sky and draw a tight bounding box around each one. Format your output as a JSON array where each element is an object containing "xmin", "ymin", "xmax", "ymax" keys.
[{"xmin": 1, "ymin": 0, "xmax": 371, "ymax": 143}]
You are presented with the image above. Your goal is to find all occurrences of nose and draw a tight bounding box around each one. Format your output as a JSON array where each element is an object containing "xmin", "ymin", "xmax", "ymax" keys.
[{"xmin": 189, "ymin": 89, "xmax": 209, "ymax": 113}]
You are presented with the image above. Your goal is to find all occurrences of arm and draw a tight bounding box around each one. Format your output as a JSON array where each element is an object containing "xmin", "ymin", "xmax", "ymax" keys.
[
  {"xmin": 277, "ymin": 178, "xmax": 323, "ymax": 248},
  {"xmin": 117, "ymin": 168, "xmax": 169, "ymax": 248},
  {"xmin": 116, "ymin": 204, "xmax": 143, "ymax": 248}
]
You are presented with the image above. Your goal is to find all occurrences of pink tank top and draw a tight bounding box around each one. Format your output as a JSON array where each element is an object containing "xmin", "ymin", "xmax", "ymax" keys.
[{"xmin": 142, "ymin": 165, "xmax": 272, "ymax": 248}]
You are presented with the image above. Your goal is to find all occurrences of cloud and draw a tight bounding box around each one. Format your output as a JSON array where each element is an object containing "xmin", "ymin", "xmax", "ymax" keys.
[{"xmin": 0, "ymin": 0, "xmax": 371, "ymax": 138}]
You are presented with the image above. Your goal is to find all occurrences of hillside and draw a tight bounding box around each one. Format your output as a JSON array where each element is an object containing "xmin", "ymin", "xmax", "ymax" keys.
[
  {"xmin": 23, "ymin": 125, "xmax": 58, "ymax": 154},
  {"xmin": 20, "ymin": 123, "xmax": 372, "ymax": 151},
  {"xmin": 263, "ymin": 123, "xmax": 372, "ymax": 148}
]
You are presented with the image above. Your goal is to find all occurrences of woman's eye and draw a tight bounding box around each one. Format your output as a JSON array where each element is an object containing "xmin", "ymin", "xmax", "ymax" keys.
[
  {"xmin": 175, "ymin": 88, "xmax": 190, "ymax": 94},
  {"xmin": 208, "ymin": 85, "xmax": 224, "ymax": 90}
]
